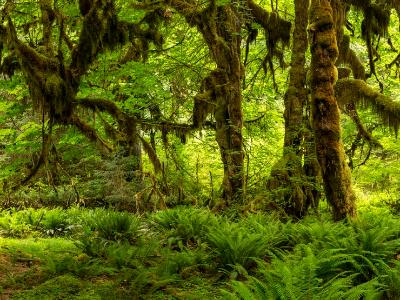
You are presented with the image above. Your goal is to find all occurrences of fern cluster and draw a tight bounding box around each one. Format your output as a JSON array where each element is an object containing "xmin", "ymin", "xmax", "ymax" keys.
[
  {"xmin": 224, "ymin": 211, "xmax": 400, "ymax": 299},
  {"xmin": 3, "ymin": 206, "xmax": 400, "ymax": 299}
]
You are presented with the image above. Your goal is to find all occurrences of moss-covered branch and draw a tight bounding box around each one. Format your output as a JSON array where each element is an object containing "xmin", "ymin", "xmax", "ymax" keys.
[
  {"xmin": 68, "ymin": 114, "xmax": 113, "ymax": 153},
  {"xmin": 335, "ymin": 79, "xmax": 400, "ymax": 134},
  {"xmin": 139, "ymin": 136, "xmax": 162, "ymax": 173},
  {"xmin": 337, "ymin": 35, "xmax": 365, "ymax": 80},
  {"xmin": 343, "ymin": 102, "xmax": 382, "ymax": 148},
  {"xmin": 246, "ymin": 0, "xmax": 291, "ymax": 88},
  {"xmin": 38, "ymin": 0, "xmax": 55, "ymax": 54},
  {"xmin": 74, "ymin": 98, "xmax": 127, "ymax": 122}
]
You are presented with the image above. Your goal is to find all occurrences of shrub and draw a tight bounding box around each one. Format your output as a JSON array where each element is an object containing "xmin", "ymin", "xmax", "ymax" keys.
[{"xmin": 40, "ymin": 208, "xmax": 78, "ymax": 237}]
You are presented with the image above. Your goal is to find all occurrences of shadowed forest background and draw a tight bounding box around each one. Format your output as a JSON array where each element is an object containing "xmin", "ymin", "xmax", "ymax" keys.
[{"xmin": 1, "ymin": 0, "xmax": 400, "ymax": 299}]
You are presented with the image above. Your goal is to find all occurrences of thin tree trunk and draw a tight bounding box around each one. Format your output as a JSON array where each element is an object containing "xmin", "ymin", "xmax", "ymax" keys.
[
  {"xmin": 196, "ymin": 6, "xmax": 244, "ymax": 204},
  {"xmin": 308, "ymin": 0, "xmax": 356, "ymax": 220},
  {"xmin": 214, "ymin": 8, "xmax": 243, "ymax": 204},
  {"xmin": 168, "ymin": 2, "xmax": 244, "ymax": 205},
  {"xmin": 268, "ymin": 0, "xmax": 319, "ymax": 217}
]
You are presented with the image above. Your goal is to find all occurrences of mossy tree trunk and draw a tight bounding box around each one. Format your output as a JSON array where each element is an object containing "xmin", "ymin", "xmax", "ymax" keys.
[
  {"xmin": 210, "ymin": 8, "xmax": 243, "ymax": 204},
  {"xmin": 171, "ymin": 0, "xmax": 292, "ymax": 206},
  {"xmin": 268, "ymin": 0, "xmax": 320, "ymax": 217},
  {"xmin": 308, "ymin": 0, "xmax": 356, "ymax": 220},
  {"xmin": 176, "ymin": 3, "xmax": 244, "ymax": 204},
  {"xmin": 121, "ymin": 119, "xmax": 143, "ymax": 186}
]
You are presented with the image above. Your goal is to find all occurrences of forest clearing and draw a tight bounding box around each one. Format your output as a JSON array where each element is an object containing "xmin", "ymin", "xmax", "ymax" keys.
[{"xmin": 1, "ymin": 0, "xmax": 400, "ymax": 299}]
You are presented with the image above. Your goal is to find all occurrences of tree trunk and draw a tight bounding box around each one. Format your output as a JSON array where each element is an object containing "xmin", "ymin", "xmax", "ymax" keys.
[
  {"xmin": 308, "ymin": 0, "xmax": 356, "ymax": 220},
  {"xmin": 168, "ymin": 2, "xmax": 244, "ymax": 205},
  {"xmin": 214, "ymin": 8, "xmax": 243, "ymax": 204},
  {"xmin": 268, "ymin": 0, "xmax": 320, "ymax": 217},
  {"xmin": 195, "ymin": 6, "xmax": 244, "ymax": 204}
]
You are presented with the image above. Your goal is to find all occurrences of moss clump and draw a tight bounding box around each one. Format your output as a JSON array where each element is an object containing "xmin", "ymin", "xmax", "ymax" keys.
[{"xmin": 12, "ymin": 275, "xmax": 82, "ymax": 300}]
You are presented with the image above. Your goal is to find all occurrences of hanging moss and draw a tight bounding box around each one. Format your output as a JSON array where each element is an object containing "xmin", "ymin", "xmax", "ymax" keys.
[
  {"xmin": 72, "ymin": 3, "xmax": 165, "ymax": 74},
  {"xmin": 337, "ymin": 35, "xmax": 365, "ymax": 79},
  {"xmin": 346, "ymin": 0, "xmax": 396, "ymax": 81},
  {"xmin": 343, "ymin": 102, "xmax": 382, "ymax": 149},
  {"xmin": 0, "ymin": 0, "xmax": 169, "ymax": 188},
  {"xmin": 360, "ymin": 4, "xmax": 390, "ymax": 40},
  {"xmin": 139, "ymin": 136, "xmax": 162, "ymax": 173},
  {"xmin": 192, "ymin": 70, "xmax": 227, "ymax": 128},
  {"xmin": 246, "ymin": 0, "xmax": 291, "ymax": 88},
  {"xmin": 335, "ymin": 79, "xmax": 400, "ymax": 135},
  {"xmin": 38, "ymin": 0, "xmax": 55, "ymax": 54},
  {"xmin": 0, "ymin": 51, "xmax": 19, "ymax": 77},
  {"xmin": 165, "ymin": 0, "xmax": 245, "ymax": 203},
  {"xmin": 71, "ymin": 0, "xmax": 111, "ymax": 73},
  {"xmin": 0, "ymin": 17, "xmax": 75, "ymax": 122},
  {"xmin": 69, "ymin": 114, "xmax": 113, "ymax": 153}
]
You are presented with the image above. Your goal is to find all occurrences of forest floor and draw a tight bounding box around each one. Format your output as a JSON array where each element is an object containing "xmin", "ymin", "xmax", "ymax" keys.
[{"xmin": 1, "ymin": 203, "xmax": 400, "ymax": 299}]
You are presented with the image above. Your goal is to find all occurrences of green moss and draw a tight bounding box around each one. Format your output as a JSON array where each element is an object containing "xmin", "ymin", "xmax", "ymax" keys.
[
  {"xmin": 11, "ymin": 275, "xmax": 81, "ymax": 300},
  {"xmin": 335, "ymin": 79, "xmax": 400, "ymax": 135},
  {"xmin": 309, "ymin": 0, "xmax": 356, "ymax": 220}
]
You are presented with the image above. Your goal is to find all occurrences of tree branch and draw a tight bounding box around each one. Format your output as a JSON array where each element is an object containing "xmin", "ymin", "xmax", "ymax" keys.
[
  {"xmin": 336, "ymin": 79, "xmax": 400, "ymax": 134},
  {"xmin": 68, "ymin": 114, "xmax": 113, "ymax": 153}
]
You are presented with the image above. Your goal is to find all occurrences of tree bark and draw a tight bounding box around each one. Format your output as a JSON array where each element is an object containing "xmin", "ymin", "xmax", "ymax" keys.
[
  {"xmin": 212, "ymin": 8, "xmax": 243, "ymax": 204},
  {"xmin": 183, "ymin": 4, "xmax": 244, "ymax": 204},
  {"xmin": 268, "ymin": 0, "xmax": 320, "ymax": 217},
  {"xmin": 308, "ymin": 0, "xmax": 356, "ymax": 220}
]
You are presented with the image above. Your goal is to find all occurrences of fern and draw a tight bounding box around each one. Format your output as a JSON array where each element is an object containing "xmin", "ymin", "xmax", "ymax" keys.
[
  {"xmin": 91, "ymin": 209, "xmax": 141, "ymax": 242},
  {"xmin": 207, "ymin": 221, "xmax": 268, "ymax": 271},
  {"xmin": 151, "ymin": 207, "xmax": 217, "ymax": 248},
  {"xmin": 223, "ymin": 211, "xmax": 400, "ymax": 300}
]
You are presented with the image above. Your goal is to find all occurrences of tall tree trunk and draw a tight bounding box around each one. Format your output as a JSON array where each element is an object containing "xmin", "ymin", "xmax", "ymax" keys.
[
  {"xmin": 213, "ymin": 7, "xmax": 243, "ymax": 204},
  {"xmin": 193, "ymin": 6, "xmax": 244, "ymax": 204},
  {"xmin": 268, "ymin": 0, "xmax": 320, "ymax": 217},
  {"xmin": 308, "ymin": 0, "xmax": 356, "ymax": 220},
  {"xmin": 170, "ymin": 2, "xmax": 244, "ymax": 205}
]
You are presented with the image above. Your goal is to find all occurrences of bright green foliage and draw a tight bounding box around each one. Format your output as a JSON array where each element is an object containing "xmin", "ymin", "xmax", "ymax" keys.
[
  {"xmin": 0, "ymin": 212, "xmax": 32, "ymax": 238},
  {"xmin": 40, "ymin": 208, "xmax": 71, "ymax": 237},
  {"xmin": 0, "ymin": 0, "xmax": 399, "ymax": 298},
  {"xmin": 2, "ymin": 207, "xmax": 400, "ymax": 298},
  {"xmin": 90, "ymin": 210, "xmax": 141, "ymax": 242},
  {"xmin": 151, "ymin": 207, "xmax": 217, "ymax": 248},
  {"xmin": 206, "ymin": 221, "xmax": 268, "ymax": 271},
  {"xmin": 224, "ymin": 211, "xmax": 400, "ymax": 299}
]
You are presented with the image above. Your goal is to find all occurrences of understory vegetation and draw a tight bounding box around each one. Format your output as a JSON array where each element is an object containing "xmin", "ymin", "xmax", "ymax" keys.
[{"xmin": 1, "ymin": 204, "xmax": 400, "ymax": 299}]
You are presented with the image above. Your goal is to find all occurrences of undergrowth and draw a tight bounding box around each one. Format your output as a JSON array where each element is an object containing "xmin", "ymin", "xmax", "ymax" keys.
[{"xmin": 1, "ymin": 206, "xmax": 400, "ymax": 299}]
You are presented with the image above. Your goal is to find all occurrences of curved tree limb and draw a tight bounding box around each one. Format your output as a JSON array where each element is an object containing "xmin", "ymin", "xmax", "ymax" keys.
[
  {"xmin": 343, "ymin": 102, "xmax": 382, "ymax": 148},
  {"xmin": 13, "ymin": 112, "xmax": 53, "ymax": 191},
  {"xmin": 335, "ymin": 79, "xmax": 400, "ymax": 135},
  {"xmin": 139, "ymin": 136, "xmax": 162, "ymax": 173},
  {"xmin": 68, "ymin": 114, "xmax": 113, "ymax": 153}
]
